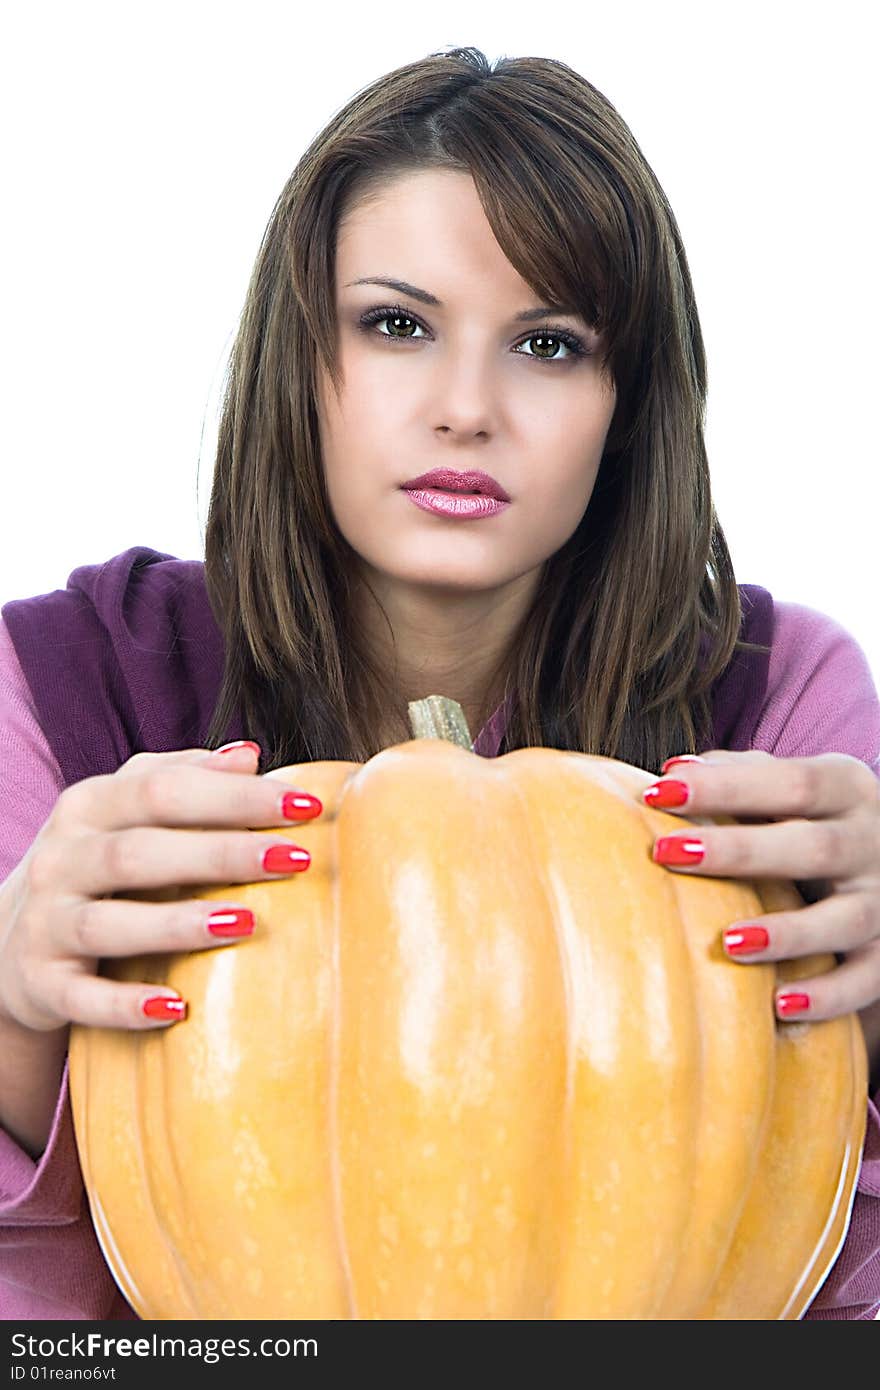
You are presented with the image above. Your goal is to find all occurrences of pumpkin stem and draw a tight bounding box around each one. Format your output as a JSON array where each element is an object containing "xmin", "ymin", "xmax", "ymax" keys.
[{"xmin": 407, "ymin": 695, "xmax": 474, "ymax": 749}]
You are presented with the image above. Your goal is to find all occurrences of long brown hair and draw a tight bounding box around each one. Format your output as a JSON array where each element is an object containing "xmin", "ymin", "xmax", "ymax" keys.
[{"xmin": 202, "ymin": 45, "xmax": 769, "ymax": 777}]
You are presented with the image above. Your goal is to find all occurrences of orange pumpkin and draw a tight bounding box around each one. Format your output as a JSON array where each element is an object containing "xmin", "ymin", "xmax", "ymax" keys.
[{"xmin": 68, "ymin": 696, "xmax": 867, "ymax": 1319}]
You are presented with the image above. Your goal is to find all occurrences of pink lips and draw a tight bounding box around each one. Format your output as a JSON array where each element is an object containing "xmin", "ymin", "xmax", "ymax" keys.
[
  {"xmin": 400, "ymin": 467, "xmax": 511, "ymax": 521},
  {"xmin": 400, "ymin": 468, "xmax": 510, "ymax": 502},
  {"xmin": 403, "ymin": 490, "xmax": 509, "ymax": 519}
]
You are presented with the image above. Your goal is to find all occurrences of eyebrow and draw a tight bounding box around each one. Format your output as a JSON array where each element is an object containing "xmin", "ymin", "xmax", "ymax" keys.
[{"xmin": 344, "ymin": 276, "xmax": 584, "ymax": 324}]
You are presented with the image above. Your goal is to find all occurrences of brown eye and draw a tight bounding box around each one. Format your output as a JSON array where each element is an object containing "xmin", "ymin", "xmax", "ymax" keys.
[
  {"xmin": 357, "ymin": 303, "xmax": 591, "ymax": 365},
  {"xmin": 518, "ymin": 331, "xmax": 577, "ymax": 361},
  {"xmin": 359, "ymin": 306, "xmax": 424, "ymax": 339}
]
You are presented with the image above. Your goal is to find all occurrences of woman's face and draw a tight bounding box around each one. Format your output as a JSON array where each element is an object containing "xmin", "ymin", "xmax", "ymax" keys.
[{"xmin": 317, "ymin": 169, "xmax": 617, "ymax": 601}]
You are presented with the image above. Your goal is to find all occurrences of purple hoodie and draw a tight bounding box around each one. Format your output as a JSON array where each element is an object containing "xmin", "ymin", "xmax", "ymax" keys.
[{"xmin": 1, "ymin": 546, "xmax": 878, "ymax": 1319}]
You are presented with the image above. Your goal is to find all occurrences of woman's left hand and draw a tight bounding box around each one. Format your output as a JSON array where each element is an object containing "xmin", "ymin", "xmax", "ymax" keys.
[{"xmin": 641, "ymin": 749, "xmax": 880, "ymax": 1024}]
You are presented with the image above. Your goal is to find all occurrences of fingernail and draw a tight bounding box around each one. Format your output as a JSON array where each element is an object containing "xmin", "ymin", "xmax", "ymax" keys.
[
  {"xmin": 776, "ymin": 991, "xmax": 811, "ymax": 1017},
  {"xmin": 661, "ymin": 755, "xmax": 705, "ymax": 774},
  {"xmin": 652, "ymin": 835, "xmax": 705, "ymax": 866},
  {"xmin": 142, "ymin": 995, "xmax": 188, "ymax": 1021},
  {"xmin": 281, "ymin": 792, "xmax": 323, "ymax": 821},
  {"xmin": 215, "ymin": 740, "xmax": 261, "ymax": 757},
  {"xmin": 207, "ymin": 908, "xmax": 255, "ymax": 937},
  {"xmin": 262, "ymin": 843, "xmax": 311, "ymax": 873},
  {"xmin": 723, "ymin": 925, "xmax": 769, "ymax": 955},
  {"xmin": 643, "ymin": 779, "xmax": 690, "ymax": 808}
]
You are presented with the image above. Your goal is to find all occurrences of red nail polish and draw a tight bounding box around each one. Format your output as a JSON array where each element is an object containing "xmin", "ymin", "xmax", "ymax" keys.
[
  {"xmin": 215, "ymin": 740, "xmax": 261, "ymax": 757},
  {"xmin": 281, "ymin": 792, "xmax": 323, "ymax": 820},
  {"xmin": 207, "ymin": 908, "xmax": 255, "ymax": 937},
  {"xmin": 643, "ymin": 779, "xmax": 690, "ymax": 808},
  {"xmin": 723, "ymin": 925, "xmax": 769, "ymax": 955},
  {"xmin": 652, "ymin": 835, "xmax": 705, "ymax": 866},
  {"xmin": 262, "ymin": 843, "xmax": 311, "ymax": 873},
  {"xmin": 661, "ymin": 755, "xmax": 705, "ymax": 774},
  {"xmin": 142, "ymin": 995, "xmax": 187, "ymax": 1021},
  {"xmin": 776, "ymin": 991, "xmax": 810, "ymax": 1017}
]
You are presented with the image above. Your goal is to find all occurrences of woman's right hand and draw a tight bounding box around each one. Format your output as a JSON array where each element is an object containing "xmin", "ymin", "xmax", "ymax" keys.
[{"xmin": 0, "ymin": 742, "xmax": 322, "ymax": 1034}]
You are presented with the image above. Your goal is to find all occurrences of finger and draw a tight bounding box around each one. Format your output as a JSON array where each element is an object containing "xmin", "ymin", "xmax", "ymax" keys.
[
  {"xmin": 650, "ymin": 813, "xmax": 876, "ymax": 882},
  {"xmin": 773, "ymin": 942, "xmax": 880, "ymax": 1023},
  {"xmin": 49, "ymin": 822, "xmax": 314, "ymax": 899},
  {"xmin": 205, "ymin": 740, "xmax": 263, "ymax": 767},
  {"xmin": 111, "ymin": 742, "xmax": 261, "ymax": 782},
  {"xmin": 53, "ymin": 759, "xmax": 321, "ymax": 837},
  {"xmin": 65, "ymin": 893, "xmax": 260, "ymax": 959},
  {"xmin": 48, "ymin": 965, "xmax": 188, "ymax": 1031},
  {"xmin": 642, "ymin": 750, "xmax": 877, "ymax": 821},
  {"xmin": 721, "ymin": 890, "xmax": 877, "ymax": 963}
]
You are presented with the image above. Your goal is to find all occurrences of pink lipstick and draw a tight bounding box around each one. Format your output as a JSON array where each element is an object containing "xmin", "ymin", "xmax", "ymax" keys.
[
  {"xmin": 400, "ymin": 467, "xmax": 511, "ymax": 520},
  {"xmin": 403, "ymin": 490, "xmax": 509, "ymax": 519}
]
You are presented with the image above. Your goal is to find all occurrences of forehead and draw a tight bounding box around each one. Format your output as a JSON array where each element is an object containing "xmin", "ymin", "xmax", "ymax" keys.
[
  {"xmin": 339, "ymin": 167, "xmax": 484, "ymax": 232},
  {"xmin": 336, "ymin": 169, "xmax": 528, "ymax": 293}
]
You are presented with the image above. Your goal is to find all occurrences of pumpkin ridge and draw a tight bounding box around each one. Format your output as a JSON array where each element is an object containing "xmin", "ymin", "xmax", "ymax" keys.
[
  {"xmin": 140, "ymin": 974, "xmax": 205, "ymax": 1314},
  {"xmin": 328, "ymin": 771, "xmax": 358, "ymax": 1319},
  {"xmin": 500, "ymin": 752, "xmax": 578, "ymax": 1316},
  {"xmin": 777, "ymin": 1015, "xmax": 867, "ymax": 1319}
]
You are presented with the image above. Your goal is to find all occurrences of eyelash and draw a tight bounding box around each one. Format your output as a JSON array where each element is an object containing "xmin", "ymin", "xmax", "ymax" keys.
[{"xmin": 356, "ymin": 302, "xmax": 592, "ymax": 365}]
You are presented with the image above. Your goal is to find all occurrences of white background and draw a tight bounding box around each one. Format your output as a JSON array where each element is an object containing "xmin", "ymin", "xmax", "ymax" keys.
[{"xmin": 1, "ymin": 2, "xmax": 877, "ymax": 685}]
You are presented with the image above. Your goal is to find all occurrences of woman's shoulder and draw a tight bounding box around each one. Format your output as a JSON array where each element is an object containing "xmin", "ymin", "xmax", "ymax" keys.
[
  {"xmin": 0, "ymin": 614, "xmax": 65, "ymax": 885},
  {"xmin": 758, "ymin": 599, "xmax": 879, "ymax": 774},
  {"xmin": 0, "ymin": 546, "xmax": 222, "ymax": 790},
  {"xmin": 767, "ymin": 599, "xmax": 877, "ymax": 708},
  {"xmin": 1, "ymin": 546, "xmax": 209, "ymax": 662}
]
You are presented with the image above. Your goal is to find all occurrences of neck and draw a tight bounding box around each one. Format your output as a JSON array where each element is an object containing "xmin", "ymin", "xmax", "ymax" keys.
[{"xmin": 352, "ymin": 568, "xmax": 538, "ymax": 744}]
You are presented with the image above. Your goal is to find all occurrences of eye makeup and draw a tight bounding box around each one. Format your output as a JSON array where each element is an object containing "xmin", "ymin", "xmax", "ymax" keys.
[{"xmin": 355, "ymin": 302, "xmax": 593, "ymax": 366}]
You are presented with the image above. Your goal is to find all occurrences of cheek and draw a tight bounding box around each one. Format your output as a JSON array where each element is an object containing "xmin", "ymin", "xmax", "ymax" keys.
[
  {"xmin": 508, "ymin": 448, "xmax": 601, "ymax": 555},
  {"xmin": 319, "ymin": 356, "xmax": 391, "ymax": 455},
  {"xmin": 525, "ymin": 488, "xmax": 589, "ymax": 551},
  {"xmin": 316, "ymin": 377, "xmax": 362, "ymax": 491},
  {"xmin": 533, "ymin": 446, "xmax": 602, "ymax": 514}
]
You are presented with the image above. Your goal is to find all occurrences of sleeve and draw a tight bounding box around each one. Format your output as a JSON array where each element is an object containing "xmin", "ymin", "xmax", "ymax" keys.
[
  {"xmin": 0, "ymin": 616, "xmax": 137, "ymax": 1319},
  {"xmin": 752, "ymin": 600, "xmax": 880, "ymax": 1319}
]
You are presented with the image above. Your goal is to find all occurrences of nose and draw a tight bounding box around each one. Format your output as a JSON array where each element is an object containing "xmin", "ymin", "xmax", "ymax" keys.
[{"xmin": 429, "ymin": 346, "xmax": 500, "ymax": 438}]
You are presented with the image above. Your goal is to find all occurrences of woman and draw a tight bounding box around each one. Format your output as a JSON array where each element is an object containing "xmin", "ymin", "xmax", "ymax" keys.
[{"xmin": 1, "ymin": 46, "xmax": 878, "ymax": 1319}]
